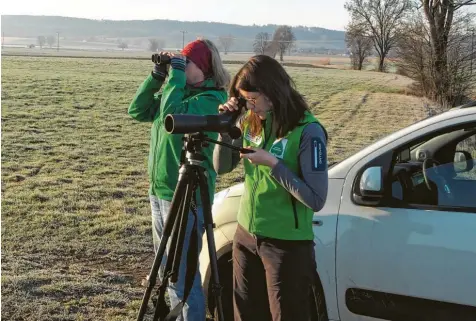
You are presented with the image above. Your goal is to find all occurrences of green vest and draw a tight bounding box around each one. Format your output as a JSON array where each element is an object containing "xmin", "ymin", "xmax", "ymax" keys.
[{"xmin": 238, "ymin": 111, "xmax": 321, "ymax": 240}]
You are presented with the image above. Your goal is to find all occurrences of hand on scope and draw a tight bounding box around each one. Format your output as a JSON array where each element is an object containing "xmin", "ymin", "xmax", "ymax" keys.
[
  {"xmin": 219, "ymin": 97, "xmax": 240, "ymax": 113},
  {"xmin": 240, "ymin": 147, "xmax": 278, "ymax": 167}
]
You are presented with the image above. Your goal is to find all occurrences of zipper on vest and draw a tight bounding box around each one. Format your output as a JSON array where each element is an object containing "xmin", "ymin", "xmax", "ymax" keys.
[
  {"xmin": 249, "ymin": 180, "xmax": 259, "ymax": 231},
  {"xmin": 249, "ymin": 119, "xmax": 272, "ymax": 231},
  {"xmin": 152, "ymin": 122, "xmax": 162, "ymax": 187},
  {"xmin": 262, "ymin": 119, "xmax": 272, "ymax": 151},
  {"xmin": 291, "ymin": 196, "xmax": 299, "ymax": 229}
]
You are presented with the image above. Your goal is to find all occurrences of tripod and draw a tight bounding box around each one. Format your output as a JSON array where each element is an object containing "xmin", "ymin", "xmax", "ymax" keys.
[{"xmin": 137, "ymin": 132, "xmax": 240, "ymax": 321}]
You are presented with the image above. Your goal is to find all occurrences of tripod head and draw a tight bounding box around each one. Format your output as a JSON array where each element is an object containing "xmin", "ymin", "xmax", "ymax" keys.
[
  {"xmin": 180, "ymin": 132, "xmax": 255, "ymax": 167},
  {"xmin": 180, "ymin": 133, "xmax": 209, "ymax": 166}
]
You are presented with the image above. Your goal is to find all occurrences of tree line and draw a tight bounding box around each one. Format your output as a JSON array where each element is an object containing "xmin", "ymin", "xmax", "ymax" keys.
[
  {"xmin": 215, "ymin": 25, "xmax": 297, "ymax": 62},
  {"xmin": 145, "ymin": 25, "xmax": 297, "ymax": 62},
  {"xmin": 36, "ymin": 35, "xmax": 56, "ymax": 49},
  {"xmin": 344, "ymin": 0, "xmax": 476, "ymax": 108}
]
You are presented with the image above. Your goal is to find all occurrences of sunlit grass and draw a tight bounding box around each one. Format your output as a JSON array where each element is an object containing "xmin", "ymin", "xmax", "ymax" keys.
[{"xmin": 1, "ymin": 56, "xmax": 426, "ymax": 320}]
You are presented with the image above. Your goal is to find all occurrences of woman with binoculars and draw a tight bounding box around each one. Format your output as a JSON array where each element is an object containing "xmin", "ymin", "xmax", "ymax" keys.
[{"xmin": 128, "ymin": 39, "xmax": 229, "ymax": 321}]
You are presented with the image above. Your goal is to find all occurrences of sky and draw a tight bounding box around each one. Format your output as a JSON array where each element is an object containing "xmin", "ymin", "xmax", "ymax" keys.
[{"xmin": 1, "ymin": 0, "xmax": 351, "ymax": 31}]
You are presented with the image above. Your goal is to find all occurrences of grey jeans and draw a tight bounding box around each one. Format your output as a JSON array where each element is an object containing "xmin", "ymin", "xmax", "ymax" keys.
[{"xmin": 150, "ymin": 195, "xmax": 206, "ymax": 321}]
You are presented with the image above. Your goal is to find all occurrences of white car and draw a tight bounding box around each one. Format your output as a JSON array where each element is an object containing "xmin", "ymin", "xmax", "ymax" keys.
[{"xmin": 199, "ymin": 102, "xmax": 476, "ymax": 321}]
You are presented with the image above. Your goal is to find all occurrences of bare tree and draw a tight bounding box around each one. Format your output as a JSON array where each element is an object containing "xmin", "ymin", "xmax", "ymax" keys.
[
  {"xmin": 346, "ymin": 21, "xmax": 374, "ymax": 70},
  {"xmin": 37, "ymin": 36, "xmax": 46, "ymax": 49},
  {"xmin": 345, "ymin": 0, "xmax": 413, "ymax": 72},
  {"xmin": 253, "ymin": 32, "xmax": 271, "ymax": 55},
  {"xmin": 264, "ymin": 41, "xmax": 279, "ymax": 58},
  {"xmin": 271, "ymin": 26, "xmax": 296, "ymax": 62},
  {"xmin": 396, "ymin": 12, "xmax": 431, "ymax": 93},
  {"xmin": 445, "ymin": 18, "xmax": 476, "ymax": 106},
  {"xmin": 218, "ymin": 35, "xmax": 234, "ymax": 55},
  {"xmin": 46, "ymin": 35, "xmax": 56, "ymax": 48},
  {"xmin": 148, "ymin": 38, "xmax": 165, "ymax": 52},
  {"xmin": 397, "ymin": 5, "xmax": 476, "ymax": 108},
  {"xmin": 118, "ymin": 42, "xmax": 128, "ymax": 51},
  {"xmin": 421, "ymin": 0, "xmax": 476, "ymax": 107}
]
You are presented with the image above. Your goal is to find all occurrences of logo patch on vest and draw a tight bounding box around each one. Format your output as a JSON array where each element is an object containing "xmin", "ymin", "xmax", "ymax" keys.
[
  {"xmin": 244, "ymin": 131, "xmax": 262, "ymax": 145},
  {"xmin": 269, "ymin": 138, "xmax": 288, "ymax": 159},
  {"xmin": 311, "ymin": 137, "xmax": 326, "ymax": 171}
]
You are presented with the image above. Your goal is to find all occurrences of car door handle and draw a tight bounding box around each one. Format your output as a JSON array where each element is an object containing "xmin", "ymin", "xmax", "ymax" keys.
[{"xmin": 313, "ymin": 220, "xmax": 323, "ymax": 226}]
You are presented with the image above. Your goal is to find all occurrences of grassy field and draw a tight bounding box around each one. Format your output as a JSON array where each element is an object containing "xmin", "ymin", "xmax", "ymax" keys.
[
  {"xmin": 2, "ymin": 47, "xmax": 368, "ymax": 70},
  {"xmin": 3, "ymin": 47, "xmax": 348, "ymax": 62},
  {"xmin": 1, "ymin": 56, "xmax": 427, "ymax": 320}
]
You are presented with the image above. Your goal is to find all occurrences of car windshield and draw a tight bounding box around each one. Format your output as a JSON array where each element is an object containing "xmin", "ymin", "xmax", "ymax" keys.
[{"xmin": 410, "ymin": 141, "xmax": 425, "ymax": 152}]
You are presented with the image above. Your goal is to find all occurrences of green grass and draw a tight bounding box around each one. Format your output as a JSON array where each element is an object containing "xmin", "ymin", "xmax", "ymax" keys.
[{"xmin": 2, "ymin": 56, "xmax": 426, "ymax": 320}]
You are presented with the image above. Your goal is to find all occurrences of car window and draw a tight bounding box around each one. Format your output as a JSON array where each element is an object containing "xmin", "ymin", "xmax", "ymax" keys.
[
  {"xmin": 391, "ymin": 130, "xmax": 476, "ymax": 210},
  {"xmin": 454, "ymin": 134, "xmax": 476, "ymax": 181},
  {"xmin": 425, "ymin": 161, "xmax": 475, "ymax": 208}
]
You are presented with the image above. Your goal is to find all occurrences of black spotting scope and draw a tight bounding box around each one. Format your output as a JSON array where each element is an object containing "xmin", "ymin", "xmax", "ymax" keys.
[{"xmin": 164, "ymin": 97, "xmax": 247, "ymax": 139}]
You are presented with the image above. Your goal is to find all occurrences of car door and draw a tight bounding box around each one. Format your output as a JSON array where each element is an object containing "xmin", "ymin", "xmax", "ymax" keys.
[{"xmin": 335, "ymin": 117, "xmax": 476, "ymax": 321}]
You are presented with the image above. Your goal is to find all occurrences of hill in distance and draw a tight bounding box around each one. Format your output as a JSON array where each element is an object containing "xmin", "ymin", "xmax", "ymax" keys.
[{"xmin": 1, "ymin": 15, "xmax": 346, "ymax": 53}]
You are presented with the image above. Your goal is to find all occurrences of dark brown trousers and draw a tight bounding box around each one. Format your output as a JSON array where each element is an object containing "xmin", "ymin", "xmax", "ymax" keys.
[{"xmin": 232, "ymin": 224, "xmax": 315, "ymax": 321}]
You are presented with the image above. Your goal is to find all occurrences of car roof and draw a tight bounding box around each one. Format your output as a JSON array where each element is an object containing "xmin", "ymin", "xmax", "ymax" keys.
[{"xmin": 329, "ymin": 103, "xmax": 476, "ymax": 179}]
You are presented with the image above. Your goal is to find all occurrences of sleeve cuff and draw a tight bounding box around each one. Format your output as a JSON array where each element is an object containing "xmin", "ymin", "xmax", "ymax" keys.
[
  {"xmin": 143, "ymin": 73, "xmax": 165, "ymax": 90},
  {"xmin": 151, "ymin": 70, "xmax": 166, "ymax": 81},
  {"xmin": 171, "ymin": 57, "xmax": 186, "ymax": 71}
]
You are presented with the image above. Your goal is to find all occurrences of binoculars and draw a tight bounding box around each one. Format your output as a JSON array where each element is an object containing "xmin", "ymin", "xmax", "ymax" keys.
[{"xmin": 151, "ymin": 53, "xmax": 171, "ymax": 65}]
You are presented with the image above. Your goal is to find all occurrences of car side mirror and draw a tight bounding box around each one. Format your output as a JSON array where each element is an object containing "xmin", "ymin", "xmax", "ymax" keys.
[
  {"xmin": 353, "ymin": 166, "xmax": 384, "ymax": 206},
  {"xmin": 360, "ymin": 167, "xmax": 383, "ymax": 196},
  {"xmin": 454, "ymin": 151, "xmax": 474, "ymax": 173}
]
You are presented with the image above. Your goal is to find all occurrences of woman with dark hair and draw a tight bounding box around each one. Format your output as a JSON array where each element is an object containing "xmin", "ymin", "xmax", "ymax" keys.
[{"xmin": 214, "ymin": 55, "xmax": 328, "ymax": 321}]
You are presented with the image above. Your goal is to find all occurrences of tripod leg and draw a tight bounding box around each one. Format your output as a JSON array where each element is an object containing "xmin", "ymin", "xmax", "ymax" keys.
[
  {"xmin": 153, "ymin": 166, "xmax": 201, "ymax": 321},
  {"xmin": 151, "ymin": 197, "xmax": 188, "ymax": 321},
  {"xmin": 163, "ymin": 188, "xmax": 189, "ymax": 283},
  {"xmin": 197, "ymin": 168, "xmax": 225, "ymax": 321},
  {"xmin": 136, "ymin": 169, "xmax": 190, "ymax": 321},
  {"xmin": 170, "ymin": 176, "xmax": 194, "ymax": 283}
]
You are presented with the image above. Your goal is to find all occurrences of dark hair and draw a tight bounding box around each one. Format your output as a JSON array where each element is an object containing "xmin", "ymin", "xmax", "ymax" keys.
[{"xmin": 229, "ymin": 55, "xmax": 310, "ymax": 138}]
